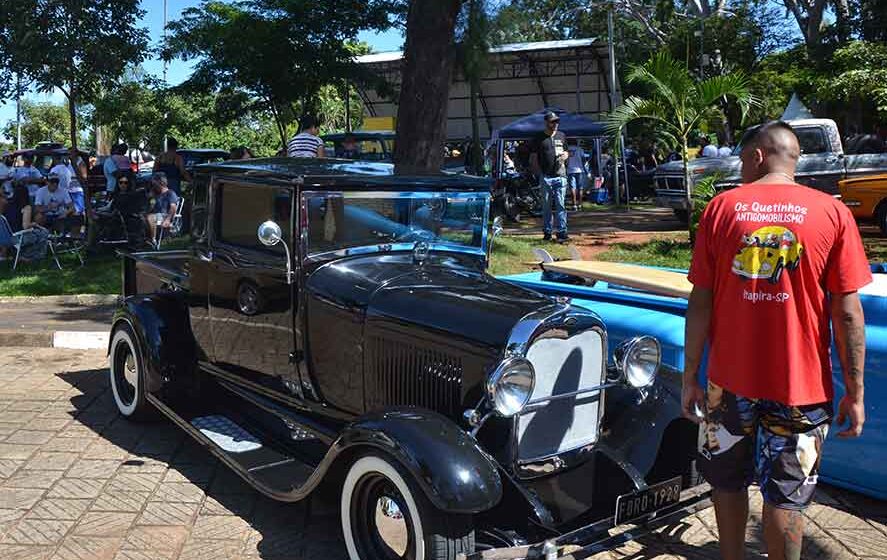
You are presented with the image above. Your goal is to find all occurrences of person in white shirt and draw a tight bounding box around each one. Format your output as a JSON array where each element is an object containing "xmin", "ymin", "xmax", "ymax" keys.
[
  {"xmin": 717, "ymin": 142, "xmax": 733, "ymax": 157},
  {"xmin": 287, "ymin": 115, "xmax": 325, "ymax": 158},
  {"xmin": 49, "ymin": 161, "xmax": 72, "ymax": 192},
  {"xmin": 565, "ymin": 139, "xmax": 586, "ymax": 211},
  {"xmin": 698, "ymin": 136, "xmax": 718, "ymax": 158},
  {"xmin": 13, "ymin": 154, "xmax": 45, "ymax": 199},
  {"xmin": 35, "ymin": 173, "xmax": 76, "ymax": 233},
  {"xmin": 64, "ymin": 148, "xmax": 87, "ymax": 215}
]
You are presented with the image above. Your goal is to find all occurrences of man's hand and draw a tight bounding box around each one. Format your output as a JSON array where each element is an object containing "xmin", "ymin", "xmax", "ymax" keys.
[
  {"xmin": 681, "ymin": 377, "xmax": 705, "ymax": 424},
  {"xmin": 162, "ymin": 218, "xmax": 171, "ymax": 229},
  {"xmin": 836, "ymin": 395, "xmax": 865, "ymax": 437}
]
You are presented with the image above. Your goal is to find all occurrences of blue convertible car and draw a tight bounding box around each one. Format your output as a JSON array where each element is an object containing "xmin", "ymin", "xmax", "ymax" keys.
[{"xmin": 500, "ymin": 265, "xmax": 887, "ymax": 501}]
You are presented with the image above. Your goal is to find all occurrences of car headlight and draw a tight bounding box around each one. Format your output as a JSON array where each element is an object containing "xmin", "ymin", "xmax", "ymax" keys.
[
  {"xmin": 614, "ymin": 336, "xmax": 661, "ymax": 388},
  {"xmin": 733, "ymin": 259, "xmax": 741, "ymax": 269},
  {"xmin": 760, "ymin": 262, "xmax": 772, "ymax": 272},
  {"xmin": 486, "ymin": 357, "xmax": 535, "ymax": 417}
]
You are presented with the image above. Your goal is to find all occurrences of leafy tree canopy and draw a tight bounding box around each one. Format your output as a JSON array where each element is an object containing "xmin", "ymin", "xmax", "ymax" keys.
[
  {"xmin": 166, "ymin": 0, "xmax": 399, "ymax": 146},
  {"xmin": 1, "ymin": 100, "xmax": 82, "ymax": 149},
  {"xmin": 1, "ymin": 0, "xmax": 149, "ymax": 148}
]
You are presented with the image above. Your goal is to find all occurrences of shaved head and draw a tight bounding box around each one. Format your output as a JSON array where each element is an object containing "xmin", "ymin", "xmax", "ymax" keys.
[{"xmin": 740, "ymin": 121, "xmax": 801, "ymax": 184}]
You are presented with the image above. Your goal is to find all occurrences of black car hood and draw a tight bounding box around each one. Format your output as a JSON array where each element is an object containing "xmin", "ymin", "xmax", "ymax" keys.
[{"xmin": 307, "ymin": 252, "xmax": 555, "ymax": 348}]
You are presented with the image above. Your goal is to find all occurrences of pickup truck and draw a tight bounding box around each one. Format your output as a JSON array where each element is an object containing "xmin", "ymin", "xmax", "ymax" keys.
[
  {"xmin": 108, "ymin": 158, "xmax": 709, "ymax": 560},
  {"xmin": 654, "ymin": 118, "xmax": 887, "ymax": 220}
]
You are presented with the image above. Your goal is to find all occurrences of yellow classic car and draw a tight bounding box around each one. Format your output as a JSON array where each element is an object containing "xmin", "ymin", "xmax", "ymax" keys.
[
  {"xmin": 839, "ymin": 173, "xmax": 887, "ymax": 234},
  {"xmin": 732, "ymin": 226, "xmax": 804, "ymax": 283}
]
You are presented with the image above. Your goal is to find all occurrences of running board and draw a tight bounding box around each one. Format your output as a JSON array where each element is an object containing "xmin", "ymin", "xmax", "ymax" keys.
[{"xmin": 146, "ymin": 393, "xmax": 318, "ymax": 501}]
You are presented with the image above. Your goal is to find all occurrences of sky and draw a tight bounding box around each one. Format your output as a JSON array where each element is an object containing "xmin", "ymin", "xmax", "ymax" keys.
[{"xmin": 0, "ymin": 0, "xmax": 405, "ymax": 144}]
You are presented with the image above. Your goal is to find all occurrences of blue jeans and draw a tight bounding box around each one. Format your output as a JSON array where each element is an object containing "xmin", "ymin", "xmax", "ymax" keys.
[{"xmin": 540, "ymin": 175, "xmax": 567, "ymax": 236}]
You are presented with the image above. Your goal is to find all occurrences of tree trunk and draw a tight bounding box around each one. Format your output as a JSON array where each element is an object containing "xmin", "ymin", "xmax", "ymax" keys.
[
  {"xmin": 393, "ymin": 0, "xmax": 464, "ymax": 172},
  {"xmin": 833, "ymin": 0, "xmax": 851, "ymax": 41},
  {"xmin": 67, "ymin": 88, "xmax": 78, "ymax": 150}
]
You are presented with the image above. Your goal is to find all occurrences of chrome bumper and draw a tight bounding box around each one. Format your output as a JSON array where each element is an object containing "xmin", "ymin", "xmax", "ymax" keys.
[
  {"xmin": 654, "ymin": 195, "xmax": 689, "ymax": 210},
  {"xmin": 457, "ymin": 483, "xmax": 712, "ymax": 560}
]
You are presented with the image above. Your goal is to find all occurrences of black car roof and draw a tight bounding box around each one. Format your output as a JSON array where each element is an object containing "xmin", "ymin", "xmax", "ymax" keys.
[
  {"xmin": 178, "ymin": 149, "xmax": 229, "ymax": 156},
  {"xmin": 196, "ymin": 157, "xmax": 491, "ymax": 191},
  {"xmin": 322, "ymin": 131, "xmax": 395, "ymax": 141},
  {"xmin": 10, "ymin": 147, "xmax": 89, "ymax": 157}
]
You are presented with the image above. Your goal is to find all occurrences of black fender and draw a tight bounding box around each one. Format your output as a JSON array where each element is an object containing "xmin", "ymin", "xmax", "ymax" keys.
[
  {"xmin": 331, "ymin": 408, "xmax": 503, "ymax": 514},
  {"xmin": 109, "ymin": 293, "xmax": 196, "ymax": 394}
]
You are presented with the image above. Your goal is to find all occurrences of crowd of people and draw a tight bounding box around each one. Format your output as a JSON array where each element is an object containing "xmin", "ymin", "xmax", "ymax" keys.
[{"xmin": 0, "ymin": 140, "xmax": 189, "ymax": 263}]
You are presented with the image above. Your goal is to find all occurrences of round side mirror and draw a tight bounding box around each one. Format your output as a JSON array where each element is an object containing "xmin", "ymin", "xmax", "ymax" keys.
[
  {"xmin": 257, "ymin": 220, "xmax": 283, "ymax": 247},
  {"xmin": 492, "ymin": 216, "xmax": 504, "ymax": 236}
]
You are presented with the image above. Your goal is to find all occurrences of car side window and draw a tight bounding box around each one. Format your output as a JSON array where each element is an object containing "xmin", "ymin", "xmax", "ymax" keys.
[
  {"xmin": 795, "ymin": 127, "xmax": 829, "ymax": 154},
  {"xmin": 215, "ymin": 183, "xmax": 292, "ymax": 254},
  {"xmin": 190, "ymin": 175, "xmax": 210, "ymax": 241}
]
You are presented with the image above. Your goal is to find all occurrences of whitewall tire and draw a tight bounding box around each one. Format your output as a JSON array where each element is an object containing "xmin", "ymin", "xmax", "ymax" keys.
[
  {"xmin": 341, "ymin": 453, "xmax": 474, "ymax": 560},
  {"xmin": 109, "ymin": 324, "xmax": 152, "ymax": 420}
]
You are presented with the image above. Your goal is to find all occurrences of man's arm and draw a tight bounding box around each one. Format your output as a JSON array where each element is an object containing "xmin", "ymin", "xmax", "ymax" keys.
[
  {"xmin": 682, "ymin": 286, "xmax": 713, "ymax": 421},
  {"xmin": 831, "ymin": 291, "xmax": 866, "ymax": 437},
  {"xmin": 316, "ymin": 140, "xmax": 325, "ymax": 158}
]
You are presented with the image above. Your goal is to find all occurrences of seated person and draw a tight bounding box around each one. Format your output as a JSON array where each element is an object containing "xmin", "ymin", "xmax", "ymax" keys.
[
  {"xmin": 336, "ymin": 135, "xmax": 362, "ymax": 159},
  {"xmin": 13, "ymin": 154, "xmax": 46, "ymax": 200},
  {"xmin": 34, "ymin": 173, "xmax": 81, "ymax": 235},
  {"xmin": 147, "ymin": 172, "xmax": 179, "ymax": 241},
  {"xmin": 2, "ymin": 184, "xmax": 49, "ymax": 261}
]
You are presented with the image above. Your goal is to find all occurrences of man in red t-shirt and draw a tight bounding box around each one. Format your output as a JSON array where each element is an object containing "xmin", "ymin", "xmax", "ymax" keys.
[{"xmin": 683, "ymin": 121, "xmax": 869, "ymax": 560}]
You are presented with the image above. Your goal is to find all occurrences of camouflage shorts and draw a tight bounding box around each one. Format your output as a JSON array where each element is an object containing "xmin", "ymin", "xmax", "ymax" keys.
[{"xmin": 699, "ymin": 381, "xmax": 832, "ymax": 510}]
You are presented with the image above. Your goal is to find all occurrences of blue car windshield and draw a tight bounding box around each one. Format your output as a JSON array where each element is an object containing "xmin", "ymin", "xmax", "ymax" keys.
[{"xmin": 303, "ymin": 191, "xmax": 489, "ymax": 259}]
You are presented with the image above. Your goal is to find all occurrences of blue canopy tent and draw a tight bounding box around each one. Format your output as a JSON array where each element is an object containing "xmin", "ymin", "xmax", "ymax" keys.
[
  {"xmin": 494, "ymin": 109, "xmax": 612, "ymax": 202},
  {"xmin": 497, "ymin": 107, "xmax": 608, "ymax": 140}
]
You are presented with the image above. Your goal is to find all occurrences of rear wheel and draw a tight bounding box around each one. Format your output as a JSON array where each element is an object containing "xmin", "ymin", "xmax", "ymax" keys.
[
  {"xmin": 109, "ymin": 323, "xmax": 153, "ymax": 420},
  {"xmin": 341, "ymin": 453, "xmax": 475, "ymax": 560}
]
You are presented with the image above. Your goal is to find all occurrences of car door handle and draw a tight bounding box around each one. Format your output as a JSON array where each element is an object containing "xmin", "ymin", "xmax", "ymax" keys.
[{"xmin": 197, "ymin": 250, "xmax": 213, "ymax": 262}]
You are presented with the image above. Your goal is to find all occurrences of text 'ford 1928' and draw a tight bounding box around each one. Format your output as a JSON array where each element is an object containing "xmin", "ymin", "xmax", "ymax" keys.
[{"xmin": 108, "ymin": 159, "xmax": 709, "ymax": 560}]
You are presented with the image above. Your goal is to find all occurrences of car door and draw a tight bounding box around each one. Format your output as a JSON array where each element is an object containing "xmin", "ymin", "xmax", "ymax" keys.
[
  {"xmin": 208, "ymin": 180, "xmax": 300, "ymax": 396},
  {"xmin": 794, "ymin": 126, "xmax": 844, "ymax": 195}
]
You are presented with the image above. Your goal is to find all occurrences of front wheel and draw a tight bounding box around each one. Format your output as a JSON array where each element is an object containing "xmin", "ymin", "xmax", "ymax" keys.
[
  {"xmin": 341, "ymin": 453, "xmax": 475, "ymax": 560},
  {"xmin": 109, "ymin": 323, "xmax": 153, "ymax": 420}
]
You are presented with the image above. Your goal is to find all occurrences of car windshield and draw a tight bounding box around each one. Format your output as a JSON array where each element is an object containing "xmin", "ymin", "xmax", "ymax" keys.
[{"xmin": 304, "ymin": 191, "xmax": 489, "ymax": 259}]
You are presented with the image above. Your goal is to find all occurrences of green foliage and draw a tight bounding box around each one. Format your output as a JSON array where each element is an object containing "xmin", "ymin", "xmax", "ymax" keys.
[
  {"xmin": 689, "ymin": 172, "xmax": 725, "ymax": 240},
  {"xmin": 596, "ymin": 237, "xmax": 692, "ymax": 269},
  {"xmin": 815, "ymin": 41, "xmax": 887, "ymax": 119},
  {"xmin": 92, "ymin": 77, "xmax": 285, "ymax": 155},
  {"xmin": 2, "ymin": 100, "xmax": 72, "ymax": 148},
  {"xmin": 166, "ymin": 0, "xmax": 396, "ymax": 145},
  {"xmin": 0, "ymin": 253, "xmax": 120, "ymax": 296},
  {"xmin": 1, "ymin": 0, "xmax": 149, "ymax": 147},
  {"xmin": 607, "ymin": 52, "xmax": 754, "ymax": 237},
  {"xmin": 607, "ymin": 52, "xmax": 755, "ymax": 149}
]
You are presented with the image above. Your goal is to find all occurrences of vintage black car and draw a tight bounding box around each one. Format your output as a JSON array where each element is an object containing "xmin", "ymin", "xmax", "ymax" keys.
[{"xmin": 108, "ymin": 158, "xmax": 708, "ymax": 560}]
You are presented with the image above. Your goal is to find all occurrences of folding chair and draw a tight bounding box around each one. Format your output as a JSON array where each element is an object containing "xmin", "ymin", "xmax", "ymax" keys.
[
  {"xmin": 154, "ymin": 196, "xmax": 185, "ymax": 249},
  {"xmin": 0, "ymin": 215, "xmax": 41, "ymax": 271}
]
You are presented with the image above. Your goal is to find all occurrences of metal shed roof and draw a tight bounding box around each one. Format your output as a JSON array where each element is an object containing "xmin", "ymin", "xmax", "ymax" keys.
[{"xmin": 356, "ymin": 38, "xmax": 618, "ymax": 141}]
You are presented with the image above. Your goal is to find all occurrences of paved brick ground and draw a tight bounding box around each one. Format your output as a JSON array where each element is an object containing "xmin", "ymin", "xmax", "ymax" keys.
[{"xmin": 0, "ymin": 348, "xmax": 885, "ymax": 559}]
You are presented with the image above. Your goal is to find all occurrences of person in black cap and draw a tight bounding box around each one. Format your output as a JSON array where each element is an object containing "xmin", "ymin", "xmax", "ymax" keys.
[{"xmin": 529, "ymin": 111, "xmax": 570, "ymax": 242}]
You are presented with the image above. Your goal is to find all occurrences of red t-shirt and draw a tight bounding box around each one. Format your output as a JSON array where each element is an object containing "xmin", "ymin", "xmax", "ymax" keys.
[{"xmin": 688, "ymin": 183, "xmax": 871, "ymax": 405}]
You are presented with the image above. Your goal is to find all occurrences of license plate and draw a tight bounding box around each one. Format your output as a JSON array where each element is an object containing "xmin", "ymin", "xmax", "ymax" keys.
[{"xmin": 614, "ymin": 476, "xmax": 682, "ymax": 526}]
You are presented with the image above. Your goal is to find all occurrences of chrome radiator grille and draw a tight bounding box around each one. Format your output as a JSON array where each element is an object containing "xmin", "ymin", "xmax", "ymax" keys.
[
  {"xmin": 365, "ymin": 337, "xmax": 463, "ymax": 416},
  {"xmin": 517, "ymin": 328, "xmax": 606, "ymax": 462}
]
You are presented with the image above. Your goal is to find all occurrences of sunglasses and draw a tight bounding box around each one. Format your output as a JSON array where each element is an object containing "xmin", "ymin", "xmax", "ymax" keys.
[{"xmin": 118, "ymin": 180, "xmax": 130, "ymax": 185}]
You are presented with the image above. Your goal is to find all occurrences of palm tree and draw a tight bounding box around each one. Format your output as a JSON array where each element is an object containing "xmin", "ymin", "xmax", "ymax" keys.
[{"xmin": 606, "ymin": 52, "xmax": 755, "ymax": 230}]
